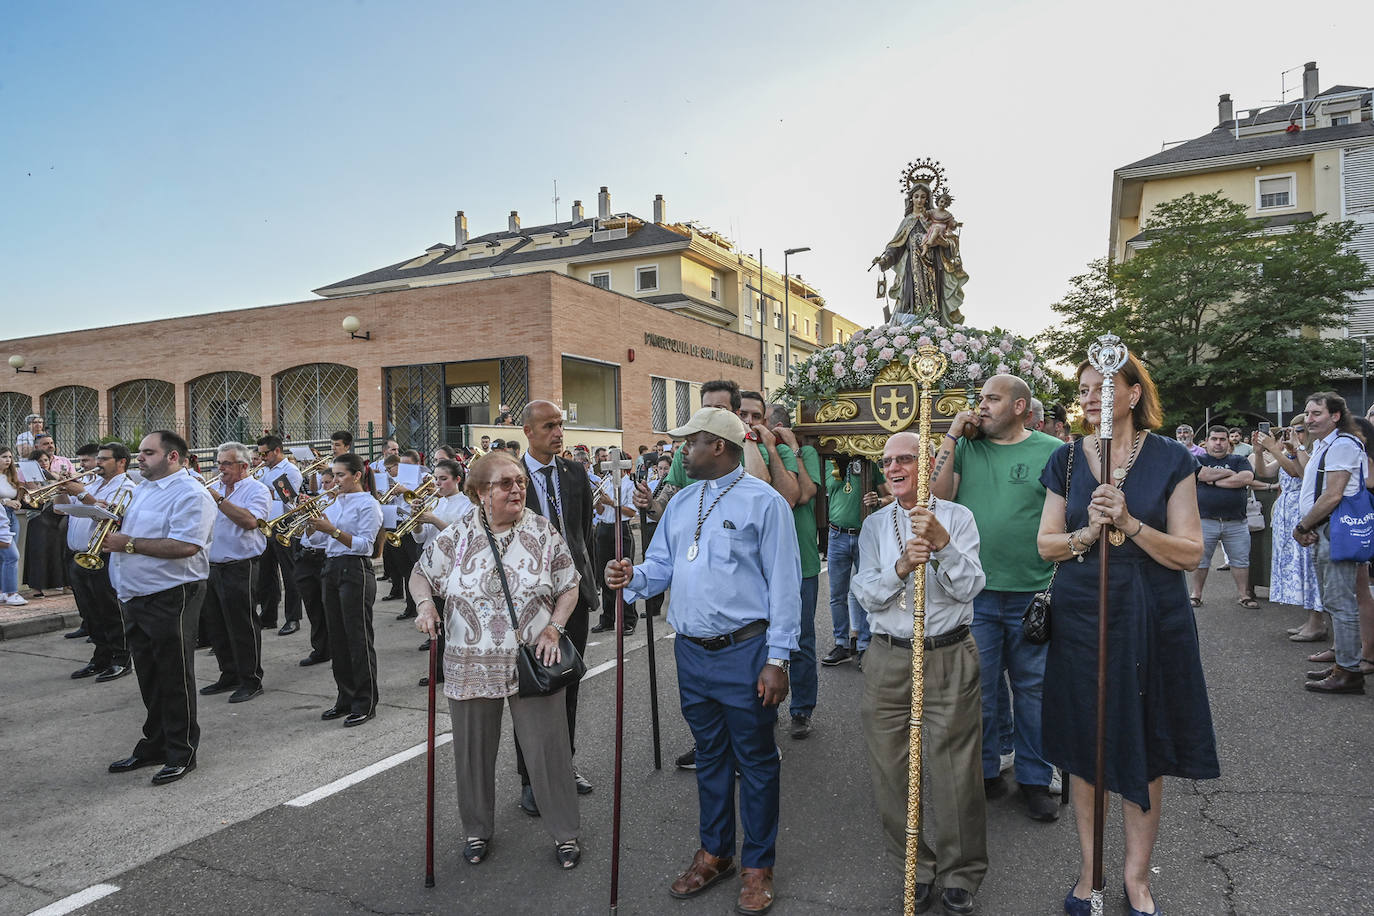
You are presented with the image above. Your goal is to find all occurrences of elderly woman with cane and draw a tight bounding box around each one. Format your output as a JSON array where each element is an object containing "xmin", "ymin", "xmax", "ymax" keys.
[
  {"xmin": 412, "ymin": 450, "xmax": 582, "ymax": 869},
  {"xmin": 1037, "ymin": 349, "xmax": 1218, "ymax": 916}
]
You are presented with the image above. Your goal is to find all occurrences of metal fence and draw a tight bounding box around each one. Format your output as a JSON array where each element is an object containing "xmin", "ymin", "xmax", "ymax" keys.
[
  {"xmin": 188, "ymin": 372, "xmax": 261, "ymax": 450},
  {"xmin": 42, "ymin": 385, "xmax": 100, "ymax": 450},
  {"xmin": 274, "ymin": 363, "xmax": 358, "ymax": 443},
  {"xmin": 499, "ymin": 356, "xmax": 529, "ymax": 419},
  {"xmin": 385, "ymin": 363, "xmax": 443, "ymax": 454},
  {"xmin": 0, "ymin": 391, "xmax": 34, "ymax": 452},
  {"xmin": 110, "ymin": 379, "xmax": 177, "ymax": 444}
]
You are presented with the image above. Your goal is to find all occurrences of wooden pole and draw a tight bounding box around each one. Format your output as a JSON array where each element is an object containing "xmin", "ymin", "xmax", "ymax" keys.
[
  {"xmin": 603, "ymin": 448, "xmax": 632, "ymax": 914},
  {"xmin": 424, "ymin": 630, "xmax": 437, "ymax": 888}
]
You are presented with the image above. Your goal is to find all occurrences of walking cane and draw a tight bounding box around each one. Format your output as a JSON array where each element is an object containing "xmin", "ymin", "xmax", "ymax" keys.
[
  {"xmin": 638, "ymin": 480, "xmax": 665, "ymax": 770},
  {"xmin": 1086, "ymin": 333, "xmax": 1128, "ymax": 915},
  {"xmin": 425, "ymin": 624, "xmax": 439, "ymax": 888},
  {"xmin": 601, "ymin": 448, "xmax": 633, "ymax": 914},
  {"xmin": 902, "ymin": 346, "xmax": 948, "ymax": 916}
]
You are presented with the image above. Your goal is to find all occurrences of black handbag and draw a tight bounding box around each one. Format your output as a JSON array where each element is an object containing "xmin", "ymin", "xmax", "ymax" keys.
[
  {"xmin": 482, "ymin": 523, "xmax": 585, "ymax": 698},
  {"xmin": 1022, "ymin": 441, "xmax": 1073, "ymax": 645}
]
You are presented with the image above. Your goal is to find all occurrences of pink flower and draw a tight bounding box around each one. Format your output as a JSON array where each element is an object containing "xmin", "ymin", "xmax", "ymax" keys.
[
  {"xmin": 879, "ymin": 347, "xmax": 895, "ymax": 361},
  {"xmin": 853, "ymin": 356, "xmax": 868, "ymax": 372},
  {"xmin": 893, "ymin": 334, "xmax": 910, "ymax": 348},
  {"xmin": 874, "ymin": 336, "xmax": 889, "ymax": 349},
  {"xmin": 917, "ymin": 335, "xmax": 933, "ymax": 348},
  {"xmin": 833, "ymin": 359, "xmax": 846, "ymax": 375},
  {"xmin": 901, "ymin": 347, "xmax": 916, "ymax": 359},
  {"xmin": 940, "ymin": 339, "xmax": 955, "ymax": 353},
  {"xmin": 952, "ymin": 332, "xmax": 967, "ymax": 345},
  {"xmin": 1019, "ymin": 357, "xmax": 1034, "ymax": 371},
  {"xmin": 933, "ymin": 325, "xmax": 949, "ymax": 338},
  {"xmin": 999, "ymin": 339, "xmax": 1014, "ymax": 353},
  {"xmin": 808, "ymin": 366, "xmax": 819, "ymax": 381},
  {"xmin": 968, "ymin": 363, "xmax": 982, "ymax": 377},
  {"xmin": 951, "ymin": 350, "xmax": 968, "ymax": 364}
]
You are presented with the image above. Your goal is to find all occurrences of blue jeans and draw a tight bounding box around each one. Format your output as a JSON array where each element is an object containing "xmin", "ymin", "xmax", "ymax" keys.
[
  {"xmin": 971, "ymin": 589, "xmax": 1051, "ymax": 785},
  {"xmin": 790, "ymin": 575, "xmax": 818, "ymax": 718},
  {"xmin": 826, "ymin": 530, "xmax": 870, "ymax": 651},
  {"xmin": 0, "ymin": 508, "xmax": 19, "ymax": 593}
]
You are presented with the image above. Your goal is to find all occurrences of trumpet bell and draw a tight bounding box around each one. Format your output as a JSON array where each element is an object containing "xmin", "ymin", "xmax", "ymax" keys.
[{"xmin": 74, "ymin": 551, "xmax": 106, "ymax": 571}]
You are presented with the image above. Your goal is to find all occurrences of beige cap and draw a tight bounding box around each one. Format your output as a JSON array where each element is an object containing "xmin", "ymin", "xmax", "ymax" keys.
[{"xmin": 668, "ymin": 406, "xmax": 748, "ymax": 448}]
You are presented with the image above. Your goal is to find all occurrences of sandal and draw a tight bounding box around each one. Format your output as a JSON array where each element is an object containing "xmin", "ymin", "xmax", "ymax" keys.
[
  {"xmin": 1289, "ymin": 630, "xmax": 1328, "ymax": 642},
  {"xmin": 1189, "ymin": 596, "xmax": 1202, "ymax": 608},
  {"xmin": 556, "ymin": 839, "xmax": 581, "ymax": 870},
  {"xmin": 1360, "ymin": 658, "xmax": 1374, "ymax": 677},
  {"xmin": 463, "ymin": 837, "xmax": 489, "ymax": 865},
  {"xmin": 1307, "ymin": 648, "xmax": 1336, "ymax": 664},
  {"xmin": 1237, "ymin": 597, "xmax": 1259, "ymax": 609}
]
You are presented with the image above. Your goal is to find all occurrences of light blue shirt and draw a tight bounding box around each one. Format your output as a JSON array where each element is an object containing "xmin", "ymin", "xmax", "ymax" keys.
[{"xmin": 624, "ymin": 467, "xmax": 802, "ymax": 656}]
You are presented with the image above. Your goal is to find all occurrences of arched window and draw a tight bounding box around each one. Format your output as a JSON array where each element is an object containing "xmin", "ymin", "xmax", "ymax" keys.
[
  {"xmin": 0, "ymin": 391, "xmax": 34, "ymax": 451},
  {"xmin": 274, "ymin": 364, "xmax": 358, "ymax": 443},
  {"xmin": 42, "ymin": 385, "xmax": 100, "ymax": 451},
  {"xmin": 188, "ymin": 372, "xmax": 261, "ymax": 449},
  {"xmin": 110, "ymin": 379, "xmax": 176, "ymax": 444}
]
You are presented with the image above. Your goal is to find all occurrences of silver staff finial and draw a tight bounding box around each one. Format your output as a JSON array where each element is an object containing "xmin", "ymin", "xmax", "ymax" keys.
[{"xmin": 1087, "ymin": 333, "xmax": 1129, "ymax": 441}]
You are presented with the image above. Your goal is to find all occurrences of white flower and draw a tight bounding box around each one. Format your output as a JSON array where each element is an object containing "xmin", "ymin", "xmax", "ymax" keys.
[{"xmin": 808, "ymin": 366, "xmax": 819, "ymax": 381}]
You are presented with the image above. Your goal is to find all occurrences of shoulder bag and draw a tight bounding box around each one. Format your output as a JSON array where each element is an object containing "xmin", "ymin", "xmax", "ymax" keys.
[
  {"xmin": 1315, "ymin": 436, "xmax": 1374, "ymax": 563},
  {"xmin": 1022, "ymin": 441, "xmax": 1074, "ymax": 645},
  {"xmin": 482, "ymin": 523, "xmax": 586, "ymax": 697}
]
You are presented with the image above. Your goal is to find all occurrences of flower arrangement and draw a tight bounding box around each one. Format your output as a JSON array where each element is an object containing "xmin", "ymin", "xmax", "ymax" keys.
[{"xmin": 780, "ymin": 317, "xmax": 1054, "ymax": 405}]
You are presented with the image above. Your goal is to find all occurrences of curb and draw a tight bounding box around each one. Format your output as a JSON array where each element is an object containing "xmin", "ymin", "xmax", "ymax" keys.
[{"xmin": 0, "ymin": 611, "xmax": 83, "ymax": 641}]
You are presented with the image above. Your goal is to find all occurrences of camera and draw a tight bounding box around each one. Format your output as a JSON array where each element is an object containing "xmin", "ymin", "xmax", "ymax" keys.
[{"xmin": 1258, "ymin": 422, "xmax": 1271, "ymax": 435}]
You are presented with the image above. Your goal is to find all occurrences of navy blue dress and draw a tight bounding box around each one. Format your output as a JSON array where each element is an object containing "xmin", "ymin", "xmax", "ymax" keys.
[{"xmin": 1039, "ymin": 433, "xmax": 1219, "ymax": 811}]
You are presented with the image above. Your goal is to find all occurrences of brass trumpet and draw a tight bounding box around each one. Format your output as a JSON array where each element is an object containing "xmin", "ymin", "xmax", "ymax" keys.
[
  {"xmin": 23, "ymin": 470, "xmax": 100, "ymax": 508},
  {"xmin": 298, "ymin": 454, "xmax": 332, "ymax": 477},
  {"xmin": 387, "ymin": 494, "xmax": 438, "ymax": 547},
  {"xmin": 258, "ymin": 487, "xmax": 338, "ymax": 545},
  {"xmin": 74, "ymin": 488, "xmax": 134, "ymax": 570}
]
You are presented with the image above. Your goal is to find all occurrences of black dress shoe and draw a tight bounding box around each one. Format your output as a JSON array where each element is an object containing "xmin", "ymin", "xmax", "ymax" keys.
[
  {"xmin": 299, "ymin": 654, "xmax": 329, "ymax": 666},
  {"xmin": 258, "ymin": 619, "xmax": 278, "ymax": 630},
  {"xmin": 941, "ymin": 886, "xmax": 974, "ymax": 915},
  {"xmin": 984, "ymin": 774, "xmax": 1008, "ymax": 799},
  {"xmin": 71, "ymin": 663, "xmax": 102, "ymax": 679},
  {"xmin": 418, "ymin": 638, "xmax": 432, "ymax": 651},
  {"xmin": 199, "ymin": 679, "xmax": 237, "ymax": 696},
  {"xmin": 95, "ymin": 664, "xmax": 131, "ymax": 683},
  {"xmin": 228, "ymin": 685, "xmax": 264, "ymax": 703},
  {"xmin": 321, "ymin": 705, "xmax": 349, "ymax": 720},
  {"xmin": 622, "ymin": 624, "xmax": 636, "ymax": 636},
  {"xmin": 417, "ymin": 674, "xmax": 446, "ymax": 687},
  {"xmin": 912, "ymin": 882, "xmax": 933, "ymax": 914},
  {"xmin": 574, "ymin": 771, "xmax": 593, "ymax": 795},
  {"xmin": 519, "ymin": 784, "xmax": 541, "ymax": 816},
  {"xmin": 395, "ymin": 609, "xmax": 417, "ymax": 620},
  {"xmin": 151, "ymin": 761, "xmax": 196, "ymax": 785},
  {"xmin": 278, "ymin": 621, "xmax": 300, "ymax": 636},
  {"xmin": 64, "ymin": 626, "xmax": 89, "ymax": 639},
  {"xmin": 109, "ymin": 754, "xmax": 162, "ymax": 773},
  {"xmin": 590, "ymin": 621, "xmax": 613, "ymax": 634},
  {"xmin": 343, "ymin": 711, "xmax": 374, "ymax": 727},
  {"xmin": 383, "ymin": 592, "xmax": 404, "ymax": 602}
]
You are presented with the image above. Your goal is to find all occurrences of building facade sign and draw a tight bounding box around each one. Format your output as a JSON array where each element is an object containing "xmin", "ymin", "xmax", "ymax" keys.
[{"xmin": 642, "ymin": 332, "xmax": 755, "ymax": 370}]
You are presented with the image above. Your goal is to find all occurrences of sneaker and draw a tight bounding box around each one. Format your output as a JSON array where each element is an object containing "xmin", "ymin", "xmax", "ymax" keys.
[
  {"xmin": 5, "ymin": 593, "xmax": 27, "ymax": 606},
  {"xmin": 1019, "ymin": 784, "xmax": 1061, "ymax": 822},
  {"xmin": 999, "ymin": 751, "xmax": 1015, "ymax": 773},
  {"xmin": 820, "ymin": 645, "xmax": 853, "ymax": 666},
  {"xmin": 674, "ymin": 746, "xmax": 697, "ymax": 770},
  {"xmin": 788, "ymin": 715, "xmax": 812, "ymax": 740},
  {"xmin": 1049, "ymin": 769, "xmax": 1063, "ymax": 795}
]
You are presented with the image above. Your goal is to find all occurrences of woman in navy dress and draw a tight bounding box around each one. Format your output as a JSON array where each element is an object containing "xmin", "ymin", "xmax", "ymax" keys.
[{"xmin": 1037, "ymin": 353, "xmax": 1219, "ymax": 916}]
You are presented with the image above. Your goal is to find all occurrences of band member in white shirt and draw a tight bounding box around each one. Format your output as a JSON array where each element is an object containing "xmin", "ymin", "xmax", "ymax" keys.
[
  {"xmin": 59, "ymin": 442, "xmax": 137, "ymax": 682},
  {"xmin": 200, "ymin": 443, "xmax": 273, "ymax": 704},
  {"xmin": 254, "ymin": 435, "xmax": 304, "ymax": 634},
  {"xmin": 409, "ymin": 458, "xmax": 472, "ymax": 686},
  {"xmin": 103, "ymin": 431, "xmax": 217, "ymax": 786},
  {"xmin": 309, "ymin": 453, "xmax": 384, "ymax": 728}
]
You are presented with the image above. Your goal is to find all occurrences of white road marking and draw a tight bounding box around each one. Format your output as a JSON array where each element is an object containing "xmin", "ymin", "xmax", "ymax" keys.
[
  {"xmin": 284, "ymin": 733, "xmax": 454, "ymax": 807},
  {"xmin": 27, "ymin": 884, "xmax": 120, "ymax": 916}
]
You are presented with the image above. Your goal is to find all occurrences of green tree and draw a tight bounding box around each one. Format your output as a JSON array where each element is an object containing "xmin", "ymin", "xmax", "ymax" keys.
[{"xmin": 1039, "ymin": 192, "xmax": 1370, "ymax": 423}]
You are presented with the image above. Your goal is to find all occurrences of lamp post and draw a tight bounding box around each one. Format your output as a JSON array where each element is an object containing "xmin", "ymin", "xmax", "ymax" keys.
[
  {"xmin": 783, "ymin": 247, "xmax": 810, "ymax": 387},
  {"xmin": 9, "ymin": 355, "xmax": 37, "ymax": 374}
]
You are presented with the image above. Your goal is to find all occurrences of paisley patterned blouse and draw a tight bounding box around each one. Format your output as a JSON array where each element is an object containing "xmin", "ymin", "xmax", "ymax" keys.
[{"xmin": 417, "ymin": 508, "xmax": 580, "ymax": 701}]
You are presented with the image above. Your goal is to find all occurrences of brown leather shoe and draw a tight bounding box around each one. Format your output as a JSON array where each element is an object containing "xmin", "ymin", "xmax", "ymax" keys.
[
  {"xmin": 736, "ymin": 866, "xmax": 775, "ymax": 914},
  {"xmin": 669, "ymin": 848, "xmax": 735, "ymax": 899},
  {"xmin": 1304, "ymin": 666, "xmax": 1365, "ymax": 694},
  {"xmin": 1306, "ymin": 664, "xmax": 1336, "ymax": 680}
]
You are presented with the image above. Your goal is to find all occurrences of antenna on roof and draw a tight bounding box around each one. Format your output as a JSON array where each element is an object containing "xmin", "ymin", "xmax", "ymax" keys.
[{"xmin": 552, "ymin": 179, "xmax": 560, "ymax": 224}]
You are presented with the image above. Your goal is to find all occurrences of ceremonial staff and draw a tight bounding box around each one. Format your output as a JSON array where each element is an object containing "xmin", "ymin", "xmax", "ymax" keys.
[
  {"xmin": 903, "ymin": 345, "xmax": 948, "ymax": 916},
  {"xmin": 638, "ymin": 476, "xmax": 666, "ymax": 770},
  {"xmin": 1087, "ymin": 333, "xmax": 1128, "ymax": 916},
  {"xmin": 424, "ymin": 627, "xmax": 439, "ymax": 888},
  {"xmin": 602, "ymin": 448, "xmax": 632, "ymax": 915}
]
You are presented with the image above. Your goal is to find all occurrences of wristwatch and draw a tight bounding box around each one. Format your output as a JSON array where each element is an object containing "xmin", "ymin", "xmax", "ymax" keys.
[
  {"xmin": 765, "ymin": 657, "xmax": 790, "ymax": 673},
  {"xmin": 124, "ymin": 538, "xmax": 137, "ymax": 555},
  {"xmin": 552, "ymin": 622, "xmax": 567, "ymax": 636}
]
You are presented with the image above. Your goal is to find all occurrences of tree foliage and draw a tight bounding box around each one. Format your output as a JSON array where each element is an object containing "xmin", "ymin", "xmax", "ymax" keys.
[{"xmin": 1038, "ymin": 192, "xmax": 1371, "ymax": 424}]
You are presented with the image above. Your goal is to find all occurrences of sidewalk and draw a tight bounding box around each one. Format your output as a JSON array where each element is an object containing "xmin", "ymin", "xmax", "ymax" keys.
[{"xmin": 0, "ymin": 591, "xmax": 81, "ymax": 640}]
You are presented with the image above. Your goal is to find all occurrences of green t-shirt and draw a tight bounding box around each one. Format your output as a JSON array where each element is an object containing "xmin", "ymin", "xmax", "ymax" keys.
[
  {"xmin": 664, "ymin": 439, "xmax": 795, "ymax": 487},
  {"xmin": 792, "ymin": 446, "xmax": 821, "ymax": 578},
  {"xmin": 952, "ymin": 430, "xmax": 1063, "ymax": 591},
  {"xmin": 824, "ymin": 459, "xmax": 885, "ymax": 529}
]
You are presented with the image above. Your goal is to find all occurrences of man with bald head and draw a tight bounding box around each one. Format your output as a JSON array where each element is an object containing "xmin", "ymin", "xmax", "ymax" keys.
[
  {"xmin": 518, "ymin": 399, "xmax": 599, "ymax": 809},
  {"xmin": 853, "ymin": 431, "xmax": 987, "ymax": 914},
  {"xmin": 932, "ymin": 373, "xmax": 1064, "ymax": 822}
]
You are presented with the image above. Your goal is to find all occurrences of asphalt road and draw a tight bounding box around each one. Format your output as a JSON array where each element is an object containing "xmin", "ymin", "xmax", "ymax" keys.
[{"xmin": 3, "ymin": 564, "xmax": 1372, "ymax": 916}]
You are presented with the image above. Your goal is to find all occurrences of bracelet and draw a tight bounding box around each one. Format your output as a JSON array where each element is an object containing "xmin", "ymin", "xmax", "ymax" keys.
[
  {"xmin": 1067, "ymin": 531, "xmax": 1086, "ymax": 561},
  {"xmin": 1126, "ymin": 518, "xmax": 1145, "ymax": 538},
  {"xmin": 551, "ymin": 621, "xmax": 567, "ymax": 635},
  {"xmin": 944, "ymin": 433, "xmax": 959, "ymax": 444}
]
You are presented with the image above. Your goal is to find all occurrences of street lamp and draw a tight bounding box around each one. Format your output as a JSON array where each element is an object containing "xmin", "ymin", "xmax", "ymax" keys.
[
  {"xmin": 783, "ymin": 247, "xmax": 810, "ymax": 385},
  {"xmin": 9, "ymin": 355, "xmax": 37, "ymax": 374},
  {"xmin": 341, "ymin": 316, "xmax": 371, "ymax": 341}
]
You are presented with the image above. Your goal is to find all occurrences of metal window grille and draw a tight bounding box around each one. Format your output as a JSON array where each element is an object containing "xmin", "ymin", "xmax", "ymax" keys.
[
  {"xmin": 110, "ymin": 379, "xmax": 176, "ymax": 444},
  {"xmin": 385, "ymin": 364, "xmax": 444, "ymax": 453},
  {"xmin": 0, "ymin": 391, "xmax": 34, "ymax": 451},
  {"xmin": 675, "ymin": 380, "xmax": 691, "ymax": 427},
  {"xmin": 499, "ymin": 356, "xmax": 529, "ymax": 419},
  {"xmin": 651, "ymin": 377, "xmax": 668, "ymax": 432},
  {"xmin": 188, "ymin": 372, "xmax": 262, "ymax": 450},
  {"xmin": 42, "ymin": 385, "xmax": 100, "ymax": 451},
  {"xmin": 275, "ymin": 363, "xmax": 358, "ymax": 443},
  {"xmin": 449, "ymin": 383, "xmax": 490, "ymax": 407}
]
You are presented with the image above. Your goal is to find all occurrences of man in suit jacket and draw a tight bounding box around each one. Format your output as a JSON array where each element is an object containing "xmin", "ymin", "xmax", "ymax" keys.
[{"xmin": 518, "ymin": 399, "xmax": 599, "ymax": 812}]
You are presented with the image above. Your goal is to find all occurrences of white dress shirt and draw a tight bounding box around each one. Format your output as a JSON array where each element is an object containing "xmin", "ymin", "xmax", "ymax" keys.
[
  {"xmin": 110, "ymin": 471, "xmax": 217, "ymax": 602},
  {"xmin": 851, "ymin": 499, "xmax": 985, "ymax": 639},
  {"xmin": 208, "ymin": 477, "xmax": 272, "ymax": 563},
  {"xmin": 259, "ymin": 458, "xmax": 304, "ymax": 503},
  {"xmin": 413, "ymin": 493, "xmax": 475, "ymax": 548},
  {"xmin": 322, "ymin": 492, "xmax": 384, "ymax": 558},
  {"xmin": 594, "ymin": 475, "xmax": 636, "ymax": 525},
  {"xmin": 1300, "ymin": 430, "xmax": 1368, "ymax": 517},
  {"xmin": 64, "ymin": 472, "xmax": 137, "ymax": 552}
]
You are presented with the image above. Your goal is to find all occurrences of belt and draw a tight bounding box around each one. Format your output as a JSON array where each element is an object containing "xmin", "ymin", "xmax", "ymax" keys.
[
  {"xmin": 681, "ymin": 618, "xmax": 768, "ymax": 651},
  {"xmin": 299, "ymin": 546, "xmax": 325, "ymax": 557},
  {"xmin": 596, "ymin": 520, "xmax": 632, "ymax": 528},
  {"xmin": 210, "ymin": 558, "xmax": 253, "ymax": 567},
  {"xmin": 878, "ymin": 623, "xmax": 970, "ymax": 651},
  {"xmin": 829, "ymin": 524, "xmax": 860, "ymax": 535}
]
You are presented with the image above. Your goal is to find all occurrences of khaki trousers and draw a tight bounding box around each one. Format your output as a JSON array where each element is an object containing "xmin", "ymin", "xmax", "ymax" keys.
[
  {"xmin": 861, "ymin": 633, "xmax": 988, "ymax": 893},
  {"xmin": 448, "ymin": 690, "xmax": 579, "ymax": 844}
]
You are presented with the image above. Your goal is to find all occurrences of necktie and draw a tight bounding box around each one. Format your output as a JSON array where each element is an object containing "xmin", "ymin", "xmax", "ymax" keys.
[{"xmin": 539, "ymin": 465, "xmax": 563, "ymax": 533}]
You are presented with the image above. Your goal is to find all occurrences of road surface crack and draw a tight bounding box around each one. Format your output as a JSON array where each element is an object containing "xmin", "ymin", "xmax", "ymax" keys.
[{"xmin": 167, "ymin": 853, "xmax": 425, "ymax": 915}]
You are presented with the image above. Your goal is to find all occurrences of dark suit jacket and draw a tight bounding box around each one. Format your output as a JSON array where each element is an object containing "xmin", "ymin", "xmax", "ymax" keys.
[{"xmin": 523, "ymin": 454, "xmax": 599, "ymax": 617}]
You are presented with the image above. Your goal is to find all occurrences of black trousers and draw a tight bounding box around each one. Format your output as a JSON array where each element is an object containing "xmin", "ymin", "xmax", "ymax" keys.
[
  {"xmin": 124, "ymin": 581, "xmax": 205, "ymax": 767},
  {"xmin": 384, "ymin": 534, "xmax": 420, "ymax": 613},
  {"xmin": 69, "ymin": 559, "xmax": 129, "ymax": 669},
  {"xmin": 293, "ymin": 545, "xmax": 329, "ymax": 661},
  {"xmin": 256, "ymin": 536, "xmax": 302, "ymax": 625},
  {"xmin": 203, "ymin": 559, "xmax": 262, "ymax": 690},
  {"xmin": 594, "ymin": 520, "xmax": 637, "ymax": 628},
  {"xmin": 322, "ymin": 556, "xmax": 378, "ymax": 716},
  {"xmin": 515, "ymin": 597, "xmax": 590, "ymax": 785}
]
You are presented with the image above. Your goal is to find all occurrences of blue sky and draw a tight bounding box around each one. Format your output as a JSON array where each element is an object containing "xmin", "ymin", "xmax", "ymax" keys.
[{"xmin": 3, "ymin": 0, "xmax": 1370, "ymax": 342}]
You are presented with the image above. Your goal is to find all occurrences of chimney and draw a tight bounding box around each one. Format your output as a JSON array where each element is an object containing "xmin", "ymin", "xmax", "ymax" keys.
[
  {"xmin": 1303, "ymin": 61, "xmax": 1319, "ymax": 101},
  {"xmin": 455, "ymin": 210, "xmax": 469, "ymax": 246},
  {"xmin": 1217, "ymin": 93, "xmax": 1233, "ymax": 126},
  {"xmin": 508, "ymin": 210, "xmax": 521, "ymax": 233},
  {"xmin": 571, "ymin": 200, "xmax": 584, "ymax": 222},
  {"xmin": 598, "ymin": 186, "xmax": 611, "ymax": 220},
  {"xmin": 653, "ymin": 194, "xmax": 666, "ymax": 224}
]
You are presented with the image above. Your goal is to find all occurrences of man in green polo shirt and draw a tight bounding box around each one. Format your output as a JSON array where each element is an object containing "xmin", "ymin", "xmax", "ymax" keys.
[{"xmin": 821, "ymin": 459, "xmax": 886, "ymax": 668}]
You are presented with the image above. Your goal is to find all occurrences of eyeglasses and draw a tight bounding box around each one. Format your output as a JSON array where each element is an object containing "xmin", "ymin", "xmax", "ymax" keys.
[
  {"xmin": 488, "ymin": 477, "xmax": 527, "ymax": 492},
  {"xmin": 879, "ymin": 454, "xmax": 918, "ymax": 468}
]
